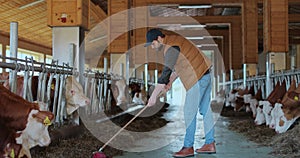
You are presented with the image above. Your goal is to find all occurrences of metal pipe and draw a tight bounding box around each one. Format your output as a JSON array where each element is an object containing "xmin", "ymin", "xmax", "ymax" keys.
[
  {"xmin": 126, "ymin": 52, "xmax": 130, "ymax": 85},
  {"xmin": 222, "ymin": 72, "xmax": 226, "ymax": 90},
  {"xmin": 230, "ymin": 69, "xmax": 233, "ymax": 90},
  {"xmin": 0, "ymin": 62, "xmax": 72, "ymax": 74},
  {"xmin": 154, "ymin": 69, "xmax": 158, "ymax": 84},
  {"xmin": 9, "ymin": 22, "xmax": 18, "ymax": 93},
  {"xmin": 243, "ymin": 64, "xmax": 247, "ymax": 88},
  {"xmin": 144, "ymin": 64, "xmax": 148, "ymax": 91},
  {"xmin": 266, "ymin": 52, "xmax": 272, "ymax": 97},
  {"xmin": 104, "ymin": 57, "xmax": 108, "ymax": 74},
  {"xmin": 69, "ymin": 43, "xmax": 75, "ymax": 67}
]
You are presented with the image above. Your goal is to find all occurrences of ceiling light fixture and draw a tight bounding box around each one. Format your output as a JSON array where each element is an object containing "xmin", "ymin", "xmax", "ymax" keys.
[
  {"xmin": 19, "ymin": 0, "xmax": 45, "ymax": 9},
  {"xmin": 186, "ymin": 37, "xmax": 204, "ymax": 40},
  {"xmin": 181, "ymin": 24, "xmax": 206, "ymax": 28},
  {"xmin": 178, "ymin": 5, "xmax": 212, "ymax": 9}
]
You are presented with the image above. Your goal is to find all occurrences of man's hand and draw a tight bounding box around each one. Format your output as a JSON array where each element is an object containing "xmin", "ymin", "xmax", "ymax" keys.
[{"xmin": 147, "ymin": 84, "xmax": 166, "ymax": 107}]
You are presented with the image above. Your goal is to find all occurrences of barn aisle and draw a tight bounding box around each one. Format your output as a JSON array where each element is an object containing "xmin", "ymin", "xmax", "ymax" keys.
[{"xmin": 115, "ymin": 103, "xmax": 276, "ymax": 158}]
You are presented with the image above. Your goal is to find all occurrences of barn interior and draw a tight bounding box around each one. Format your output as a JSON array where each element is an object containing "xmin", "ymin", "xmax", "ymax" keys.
[{"xmin": 1, "ymin": 0, "xmax": 300, "ymax": 158}]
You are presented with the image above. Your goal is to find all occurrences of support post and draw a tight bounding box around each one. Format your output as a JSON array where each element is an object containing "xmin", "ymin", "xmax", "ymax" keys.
[
  {"xmin": 230, "ymin": 69, "xmax": 234, "ymax": 90},
  {"xmin": 243, "ymin": 64, "xmax": 247, "ymax": 88},
  {"xmin": 9, "ymin": 22, "xmax": 18, "ymax": 93},
  {"xmin": 144, "ymin": 64, "xmax": 148, "ymax": 91},
  {"xmin": 266, "ymin": 52, "xmax": 272, "ymax": 97}
]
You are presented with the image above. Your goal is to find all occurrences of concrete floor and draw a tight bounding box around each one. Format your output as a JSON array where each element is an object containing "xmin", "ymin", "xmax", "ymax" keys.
[{"xmin": 114, "ymin": 103, "xmax": 277, "ymax": 158}]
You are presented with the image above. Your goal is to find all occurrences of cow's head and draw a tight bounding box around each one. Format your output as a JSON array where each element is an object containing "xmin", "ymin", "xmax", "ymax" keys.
[
  {"xmin": 269, "ymin": 103, "xmax": 282, "ymax": 129},
  {"xmin": 274, "ymin": 102, "xmax": 300, "ymax": 133},
  {"xmin": 262, "ymin": 101, "xmax": 273, "ymax": 126},
  {"xmin": 243, "ymin": 94, "xmax": 252, "ymax": 104},
  {"xmin": 111, "ymin": 75, "xmax": 130, "ymax": 106},
  {"xmin": 254, "ymin": 101, "xmax": 266, "ymax": 125},
  {"xmin": 16, "ymin": 110, "xmax": 54, "ymax": 148},
  {"xmin": 249, "ymin": 99, "xmax": 258, "ymax": 118},
  {"xmin": 65, "ymin": 76, "xmax": 91, "ymax": 115}
]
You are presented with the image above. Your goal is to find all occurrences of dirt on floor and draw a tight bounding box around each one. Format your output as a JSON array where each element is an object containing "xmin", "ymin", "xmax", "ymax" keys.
[
  {"xmin": 30, "ymin": 103, "xmax": 170, "ymax": 158},
  {"xmin": 222, "ymin": 106, "xmax": 300, "ymax": 158}
]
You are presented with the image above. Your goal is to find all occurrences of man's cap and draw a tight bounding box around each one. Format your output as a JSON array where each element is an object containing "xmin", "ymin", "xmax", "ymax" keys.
[{"xmin": 144, "ymin": 29, "xmax": 164, "ymax": 47}]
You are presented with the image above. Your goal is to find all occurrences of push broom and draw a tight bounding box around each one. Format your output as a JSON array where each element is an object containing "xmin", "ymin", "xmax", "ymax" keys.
[{"xmin": 92, "ymin": 89, "xmax": 165, "ymax": 158}]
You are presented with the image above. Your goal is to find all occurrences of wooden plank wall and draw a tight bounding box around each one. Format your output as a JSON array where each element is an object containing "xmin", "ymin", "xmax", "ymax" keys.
[
  {"xmin": 242, "ymin": 0, "xmax": 258, "ymax": 63},
  {"xmin": 231, "ymin": 20, "xmax": 243, "ymax": 69},
  {"xmin": 263, "ymin": 0, "xmax": 289, "ymax": 52},
  {"xmin": 108, "ymin": 0, "xmax": 129, "ymax": 53}
]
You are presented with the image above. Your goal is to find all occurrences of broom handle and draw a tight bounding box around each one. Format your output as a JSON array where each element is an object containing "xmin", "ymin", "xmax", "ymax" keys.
[{"xmin": 99, "ymin": 91, "xmax": 165, "ymax": 151}]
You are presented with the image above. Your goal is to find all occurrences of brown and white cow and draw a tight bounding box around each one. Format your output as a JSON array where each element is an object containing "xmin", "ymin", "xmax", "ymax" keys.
[
  {"xmin": 254, "ymin": 81, "xmax": 286, "ymax": 126},
  {"xmin": 2, "ymin": 75, "xmax": 90, "ymax": 118},
  {"xmin": 65, "ymin": 76, "xmax": 91, "ymax": 115},
  {"xmin": 0, "ymin": 84, "xmax": 54, "ymax": 158},
  {"xmin": 270, "ymin": 86, "xmax": 300, "ymax": 133}
]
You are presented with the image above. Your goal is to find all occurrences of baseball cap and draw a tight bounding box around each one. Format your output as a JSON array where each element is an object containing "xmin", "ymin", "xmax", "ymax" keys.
[{"xmin": 144, "ymin": 29, "xmax": 164, "ymax": 47}]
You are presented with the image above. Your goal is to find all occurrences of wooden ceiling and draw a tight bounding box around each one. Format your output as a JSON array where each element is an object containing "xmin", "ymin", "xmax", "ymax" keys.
[{"xmin": 0, "ymin": 0, "xmax": 300, "ymax": 56}]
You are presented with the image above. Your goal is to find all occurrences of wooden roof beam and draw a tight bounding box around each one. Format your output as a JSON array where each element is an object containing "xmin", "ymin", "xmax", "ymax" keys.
[{"xmin": 90, "ymin": 2, "xmax": 107, "ymax": 23}]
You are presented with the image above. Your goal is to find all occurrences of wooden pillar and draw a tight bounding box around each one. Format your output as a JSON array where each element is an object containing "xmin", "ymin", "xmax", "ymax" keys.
[
  {"xmin": 132, "ymin": 0, "xmax": 148, "ymax": 65},
  {"xmin": 242, "ymin": 0, "xmax": 258, "ymax": 64},
  {"xmin": 108, "ymin": 0, "xmax": 129, "ymax": 54},
  {"xmin": 263, "ymin": 0, "xmax": 288, "ymax": 53},
  {"xmin": 231, "ymin": 21, "xmax": 243, "ymax": 70}
]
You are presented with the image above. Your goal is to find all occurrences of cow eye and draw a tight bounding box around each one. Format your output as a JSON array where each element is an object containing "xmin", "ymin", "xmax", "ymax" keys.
[{"xmin": 71, "ymin": 90, "xmax": 75, "ymax": 95}]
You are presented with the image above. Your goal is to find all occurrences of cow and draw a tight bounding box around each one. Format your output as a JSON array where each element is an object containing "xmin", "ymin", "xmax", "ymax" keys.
[
  {"xmin": 2, "ymin": 75, "xmax": 90, "ymax": 123},
  {"xmin": 0, "ymin": 126, "xmax": 23, "ymax": 158},
  {"xmin": 234, "ymin": 86, "xmax": 254, "ymax": 112},
  {"xmin": 65, "ymin": 76, "xmax": 91, "ymax": 115},
  {"xmin": 254, "ymin": 81, "xmax": 287, "ymax": 126},
  {"xmin": 0, "ymin": 84, "xmax": 54, "ymax": 158},
  {"xmin": 225, "ymin": 86, "xmax": 248, "ymax": 109},
  {"xmin": 247, "ymin": 88, "xmax": 262, "ymax": 118},
  {"xmin": 110, "ymin": 76, "xmax": 131, "ymax": 106},
  {"xmin": 254, "ymin": 103, "xmax": 266, "ymax": 125},
  {"xmin": 268, "ymin": 102, "xmax": 299, "ymax": 133},
  {"xmin": 270, "ymin": 87, "xmax": 300, "ymax": 133}
]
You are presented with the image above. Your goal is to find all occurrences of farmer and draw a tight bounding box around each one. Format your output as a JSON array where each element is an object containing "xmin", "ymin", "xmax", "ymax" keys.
[{"xmin": 145, "ymin": 28, "xmax": 216, "ymax": 157}]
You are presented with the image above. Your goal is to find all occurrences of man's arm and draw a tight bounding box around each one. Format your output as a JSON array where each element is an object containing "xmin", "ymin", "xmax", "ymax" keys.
[
  {"xmin": 157, "ymin": 46, "xmax": 180, "ymax": 84},
  {"xmin": 147, "ymin": 46, "xmax": 180, "ymax": 107}
]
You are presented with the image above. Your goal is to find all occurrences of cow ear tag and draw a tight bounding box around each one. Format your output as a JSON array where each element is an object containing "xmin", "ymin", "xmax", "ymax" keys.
[
  {"xmin": 10, "ymin": 149, "xmax": 15, "ymax": 158},
  {"xmin": 294, "ymin": 96, "xmax": 299, "ymax": 101},
  {"xmin": 43, "ymin": 116, "xmax": 51, "ymax": 126}
]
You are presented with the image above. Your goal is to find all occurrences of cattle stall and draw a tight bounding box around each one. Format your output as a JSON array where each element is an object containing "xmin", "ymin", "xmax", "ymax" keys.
[{"xmin": 217, "ymin": 68, "xmax": 300, "ymax": 135}]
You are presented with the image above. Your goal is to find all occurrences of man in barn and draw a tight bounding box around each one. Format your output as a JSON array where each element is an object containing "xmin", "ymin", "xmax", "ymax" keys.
[{"xmin": 144, "ymin": 28, "xmax": 216, "ymax": 157}]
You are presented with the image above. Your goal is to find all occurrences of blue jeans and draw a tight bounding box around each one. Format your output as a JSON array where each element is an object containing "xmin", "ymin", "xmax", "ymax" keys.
[{"xmin": 183, "ymin": 73, "xmax": 215, "ymax": 147}]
